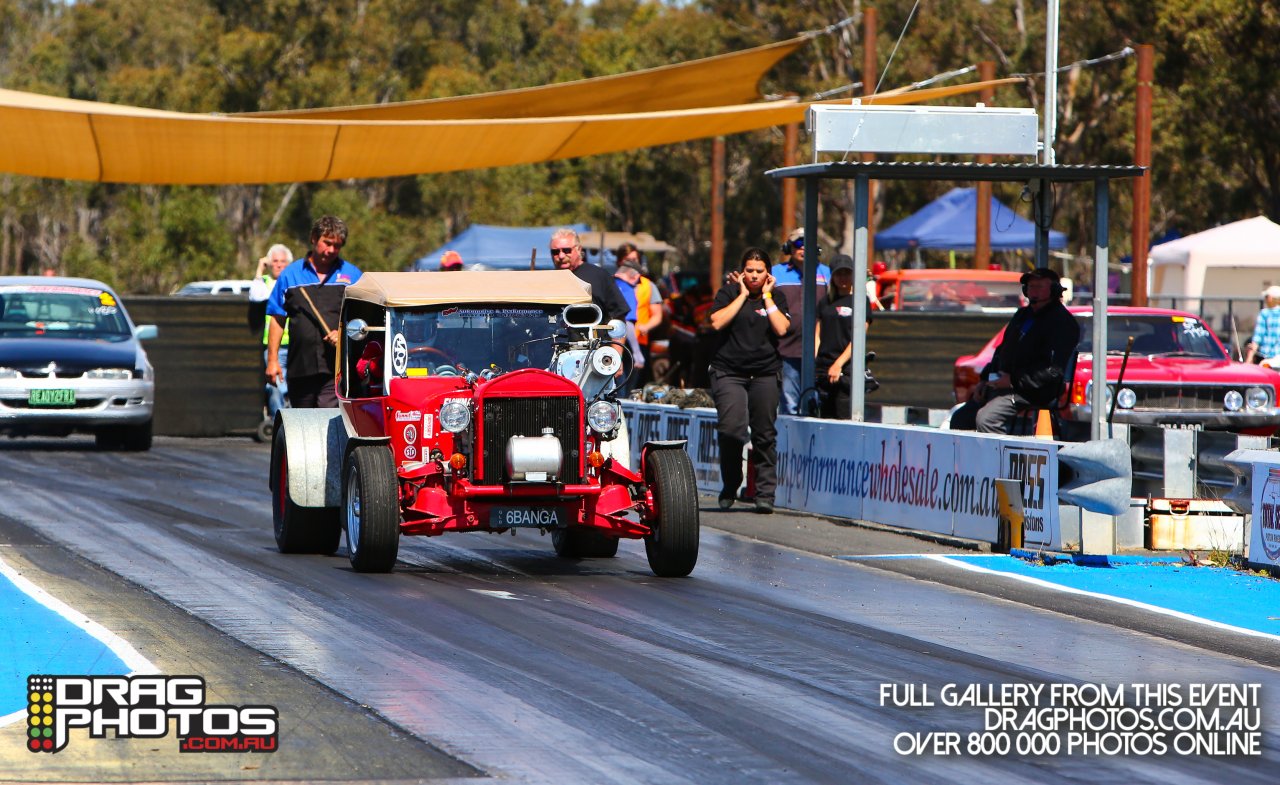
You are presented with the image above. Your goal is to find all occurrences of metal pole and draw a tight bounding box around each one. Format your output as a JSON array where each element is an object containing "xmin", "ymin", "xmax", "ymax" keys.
[
  {"xmin": 850, "ymin": 174, "xmax": 869, "ymax": 421},
  {"xmin": 1092, "ymin": 178, "xmax": 1110, "ymax": 441},
  {"xmin": 710, "ymin": 136, "xmax": 725, "ymax": 290},
  {"xmin": 801, "ymin": 178, "xmax": 820, "ymax": 400},
  {"xmin": 1035, "ymin": 180, "xmax": 1050, "ymax": 270},
  {"xmin": 1130, "ymin": 44, "xmax": 1154, "ymax": 306},
  {"xmin": 1044, "ymin": 0, "xmax": 1060, "ymax": 165},
  {"xmin": 975, "ymin": 61, "xmax": 996, "ymax": 269}
]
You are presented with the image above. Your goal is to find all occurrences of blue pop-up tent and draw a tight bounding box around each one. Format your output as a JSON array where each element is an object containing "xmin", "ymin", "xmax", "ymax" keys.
[
  {"xmin": 412, "ymin": 223, "xmax": 591, "ymax": 271},
  {"xmin": 877, "ymin": 187, "xmax": 1067, "ymax": 251}
]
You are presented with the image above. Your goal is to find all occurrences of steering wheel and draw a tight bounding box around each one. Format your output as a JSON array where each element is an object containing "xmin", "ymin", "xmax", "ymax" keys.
[
  {"xmin": 433, "ymin": 365, "xmax": 459, "ymax": 377},
  {"xmin": 408, "ymin": 345, "xmax": 456, "ymax": 363}
]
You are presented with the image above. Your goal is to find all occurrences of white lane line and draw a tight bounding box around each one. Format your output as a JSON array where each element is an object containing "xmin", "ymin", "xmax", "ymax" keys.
[
  {"xmin": 0, "ymin": 554, "xmax": 157, "ymax": 727},
  {"xmin": 468, "ymin": 589, "xmax": 521, "ymax": 601},
  {"xmin": 921, "ymin": 554, "xmax": 1280, "ymax": 643}
]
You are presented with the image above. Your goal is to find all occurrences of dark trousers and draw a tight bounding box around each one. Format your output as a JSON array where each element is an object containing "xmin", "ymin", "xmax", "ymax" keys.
[
  {"xmin": 817, "ymin": 376, "xmax": 851, "ymax": 420},
  {"xmin": 950, "ymin": 390, "xmax": 1029, "ymax": 434},
  {"xmin": 710, "ymin": 368, "xmax": 781, "ymax": 502},
  {"xmin": 287, "ymin": 373, "xmax": 338, "ymax": 408}
]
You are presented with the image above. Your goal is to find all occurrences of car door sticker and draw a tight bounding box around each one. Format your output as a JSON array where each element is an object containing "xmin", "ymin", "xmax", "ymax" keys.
[{"xmin": 392, "ymin": 333, "xmax": 408, "ymax": 375}]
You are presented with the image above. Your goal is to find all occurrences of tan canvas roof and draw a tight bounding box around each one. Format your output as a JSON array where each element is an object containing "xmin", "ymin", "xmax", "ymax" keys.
[
  {"xmin": 345, "ymin": 270, "xmax": 592, "ymax": 308},
  {"xmin": 0, "ymin": 75, "xmax": 1018, "ymax": 185},
  {"xmin": 244, "ymin": 37, "xmax": 808, "ymax": 121}
]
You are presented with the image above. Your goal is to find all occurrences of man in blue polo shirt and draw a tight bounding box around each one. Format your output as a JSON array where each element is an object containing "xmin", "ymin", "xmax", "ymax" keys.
[
  {"xmin": 771, "ymin": 228, "xmax": 831, "ymax": 415},
  {"xmin": 266, "ymin": 215, "xmax": 362, "ymax": 408}
]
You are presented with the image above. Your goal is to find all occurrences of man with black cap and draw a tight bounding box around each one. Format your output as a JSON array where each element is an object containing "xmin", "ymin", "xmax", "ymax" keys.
[
  {"xmin": 950, "ymin": 267, "xmax": 1080, "ymax": 434},
  {"xmin": 771, "ymin": 228, "xmax": 830, "ymax": 414}
]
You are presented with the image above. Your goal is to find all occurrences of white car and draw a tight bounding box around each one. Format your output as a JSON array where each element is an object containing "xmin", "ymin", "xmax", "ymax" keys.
[
  {"xmin": 0, "ymin": 277, "xmax": 157, "ymax": 450},
  {"xmin": 172, "ymin": 279, "xmax": 255, "ymax": 297}
]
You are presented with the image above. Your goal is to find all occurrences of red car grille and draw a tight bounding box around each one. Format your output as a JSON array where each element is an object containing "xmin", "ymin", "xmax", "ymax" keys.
[
  {"xmin": 1132, "ymin": 385, "xmax": 1232, "ymax": 411},
  {"xmin": 477, "ymin": 396, "xmax": 581, "ymax": 484}
]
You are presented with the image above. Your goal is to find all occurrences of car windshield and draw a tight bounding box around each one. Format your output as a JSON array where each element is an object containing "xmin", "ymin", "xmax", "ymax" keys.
[
  {"xmin": 899, "ymin": 279, "xmax": 1023, "ymax": 311},
  {"xmin": 0, "ymin": 285, "xmax": 133, "ymax": 340},
  {"xmin": 388, "ymin": 304, "xmax": 564, "ymax": 377},
  {"xmin": 1076, "ymin": 314, "xmax": 1227, "ymax": 359}
]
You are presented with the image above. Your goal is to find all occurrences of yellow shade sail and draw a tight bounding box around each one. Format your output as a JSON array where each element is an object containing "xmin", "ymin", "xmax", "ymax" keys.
[
  {"xmin": 0, "ymin": 78, "xmax": 1021, "ymax": 185},
  {"xmin": 244, "ymin": 36, "xmax": 810, "ymax": 120}
]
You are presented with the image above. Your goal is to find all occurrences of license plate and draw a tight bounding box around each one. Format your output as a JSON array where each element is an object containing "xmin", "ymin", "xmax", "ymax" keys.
[
  {"xmin": 489, "ymin": 506, "xmax": 565, "ymax": 528},
  {"xmin": 29, "ymin": 388, "xmax": 75, "ymax": 407}
]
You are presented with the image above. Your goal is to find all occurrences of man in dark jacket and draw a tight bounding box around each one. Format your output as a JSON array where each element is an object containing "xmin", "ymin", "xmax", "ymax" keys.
[
  {"xmin": 549, "ymin": 228, "xmax": 630, "ymax": 322},
  {"xmin": 951, "ymin": 267, "xmax": 1080, "ymax": 433}
]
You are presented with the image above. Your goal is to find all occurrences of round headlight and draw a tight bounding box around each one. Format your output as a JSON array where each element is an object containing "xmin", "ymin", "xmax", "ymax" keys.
[
  {"xmin": 1085, "ymin": 381, "xmax": 1112, "ymax": 407},
  {"xmin": 1116, "ymin": 387, "xmax": 1137, "ymax": 410},
  {"xmin": 439, "ymin": 400, "xmax": 471, "ymax": 433},
  {"xmin": 1223, "ymin": 390, "xmax": 1244, "ymax": 412},
  {"xmin": 1246, "ymin": 386, "xmax": 1270, "ymax": 410},
  {"xmin": 587, "ymin": 400, "xmax": 621, "ymax": 434}
]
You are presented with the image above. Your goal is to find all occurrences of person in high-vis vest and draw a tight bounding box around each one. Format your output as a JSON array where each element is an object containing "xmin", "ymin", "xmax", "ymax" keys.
[
  {"xmin": 249, "ymin": 243, "xmax": 292, "ymax": 417},
  {"xmin": 616, "ymin": 242, "xmax": 663, "ymax": 385}
]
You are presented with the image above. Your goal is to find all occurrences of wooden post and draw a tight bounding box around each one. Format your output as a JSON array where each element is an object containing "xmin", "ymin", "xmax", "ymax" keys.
[
  {"xmin": 1131, "ymin": 44, "xmax": 1154, "ymax": 306},
  {"xmin": 974, "ymin": 61, "xmax": 996, "ymax": 269},
  {"xmin": 710, "ymin": 136, "xmax": 725, "ymax": 289},
  {"xmin": 782, "ymin": 121, "xmax": 798, "ymax": 238},
  {"xmin": 862, "ymin": 7, "xmax": 878, "ymax": 265}
]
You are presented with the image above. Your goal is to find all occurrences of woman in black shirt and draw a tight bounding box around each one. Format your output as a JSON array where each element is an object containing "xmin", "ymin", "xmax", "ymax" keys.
[
  {"xmin": 814, "ymin": 254, "xmax": 870, "ymax": 419},
  {"xmin": 708, "ymin": 247, "xmax": 790, "ymax": 513}
]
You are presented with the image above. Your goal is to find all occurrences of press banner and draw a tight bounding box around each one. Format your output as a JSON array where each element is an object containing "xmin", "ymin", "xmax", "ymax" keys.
[
  {"xmin": 1249, "ymin": 464, "xmax": 1280, "ymax": 569},
  {"xmin": 622, "ymin": 403, "xmax": 722, "ymax": 493}
]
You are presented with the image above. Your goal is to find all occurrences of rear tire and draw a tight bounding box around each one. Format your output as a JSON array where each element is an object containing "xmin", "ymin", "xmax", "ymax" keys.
[
  {"xmin": 643, "ymin": 448, "xmax": 699, "ymax": 577},
  {"xmin": 270, "ymin": 424, "xmax": 340, "ymax": 554},
  {"xmin": 344, "ymin": 445, "xmax": 401, "ymax": 573},
  {"xmin": 552, "ymin": 528, "xmax": 620, "ymax": 559}
]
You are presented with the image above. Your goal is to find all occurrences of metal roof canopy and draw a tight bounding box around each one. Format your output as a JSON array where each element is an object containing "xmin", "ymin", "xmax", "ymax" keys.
[{"xmin": 766, "ymin": 160, "xmax": 1144, "ymax": 440}]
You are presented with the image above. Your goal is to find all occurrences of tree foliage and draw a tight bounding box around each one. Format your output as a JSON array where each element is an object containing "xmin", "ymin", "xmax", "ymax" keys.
[{"xmin": 0, "ymin": 0, "xmax": 1273, "ymax": 292}]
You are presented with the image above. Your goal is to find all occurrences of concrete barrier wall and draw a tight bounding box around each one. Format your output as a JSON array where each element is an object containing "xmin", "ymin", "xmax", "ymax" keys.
[
  {"xmin": 125, "ymin": 297, "xmax": 263, "ymax": 437},
  {"xmin": 867, "ymin": 311, "xmax": 1007, "ymax": 410}
]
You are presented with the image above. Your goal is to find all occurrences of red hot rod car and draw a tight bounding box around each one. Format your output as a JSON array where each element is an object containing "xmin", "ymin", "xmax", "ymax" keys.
[{"xmin": 270, "ymin": 271, "xmax": 699, "ymax": 577}]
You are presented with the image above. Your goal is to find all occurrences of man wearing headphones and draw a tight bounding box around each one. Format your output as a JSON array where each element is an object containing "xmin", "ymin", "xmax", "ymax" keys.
[
  {"xmin": 951, "ymin": 267, "xmax": 1080, "ymax": 433},
  {"xmin": 771, "ymin": 228, "xmax": 831, "ymax": 415}
]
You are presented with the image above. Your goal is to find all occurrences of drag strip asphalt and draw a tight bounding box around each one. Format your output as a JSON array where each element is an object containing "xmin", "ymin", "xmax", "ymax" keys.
[{"xmin": 0, "ymin": 436, "xmax": 1276, "ymax": 784}]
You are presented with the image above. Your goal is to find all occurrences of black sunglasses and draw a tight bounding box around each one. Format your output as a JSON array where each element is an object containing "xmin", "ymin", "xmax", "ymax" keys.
[{"xmin": 551, "ymin": 247, "xmax": 576, "ymax": 256}]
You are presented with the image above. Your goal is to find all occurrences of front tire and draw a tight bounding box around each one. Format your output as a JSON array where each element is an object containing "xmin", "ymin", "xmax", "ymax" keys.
[
  {"xmin": 270, "ymin": 424, "xmax": 340, "ymax": 554},
  {"xmin": 95, "ymin": 420, "xmax": 152, "ymax": 451},
  {"xmin": 552, "ymin": 528, "xmax": 620, "ymax": 559},
  {"xmin": 343, "ymin": 445, "xmax": 401, "ymax": 573},
  {"xmin": 643, "ymin": 448, "xmax": 699, "ymax": 577}
]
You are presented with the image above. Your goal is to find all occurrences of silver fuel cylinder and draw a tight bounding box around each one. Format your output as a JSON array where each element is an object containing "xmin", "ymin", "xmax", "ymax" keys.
[{"xmin": 506, "ymin": 427, "xmax": 563, "ymax": 481}]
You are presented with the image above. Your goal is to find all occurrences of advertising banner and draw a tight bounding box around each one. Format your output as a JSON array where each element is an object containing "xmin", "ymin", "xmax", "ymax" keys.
[{"xmin": 623, "ymin": 402, "xmax": 1066, "ymax": 547}]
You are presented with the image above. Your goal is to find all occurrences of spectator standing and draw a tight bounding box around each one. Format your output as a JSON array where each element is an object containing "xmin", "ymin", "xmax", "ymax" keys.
[
  {"xmin": 1246, "ymin": 285, "xmax": 1280, "ymax": 363},
  {"xmin": 250, "ymin": 243, "xmax": 293, "ymax": 418},
  {"xmin": 814, "ymin": 254, "xmax": 872, "ymax": 419},
  {"xmin": 439, "ymin": 250, "xmax": 464, "ymax": 271},
  {"xmin": 549, "ymin": 228, "xmax": 630, "ymax": 322},
  {"xmin": 950, "ymin": 268, "xmax": 1079, "ymax": 433},
  {"xmin": 770, "ymin": 228, "xmax": 831, "ymax": 414},
  {"xmin": 266, "ymin": 216, "xmax": 362, "ymax": 408},
  {"xmin": 708, "ymin": 247, "xmax": 790, "ymax": 514}
]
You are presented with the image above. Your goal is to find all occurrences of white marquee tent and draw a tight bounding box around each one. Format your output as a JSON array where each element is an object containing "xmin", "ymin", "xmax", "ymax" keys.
[{"xmin": 1149, "ymin": 215, "xmax": 1280, "ymax": 302}]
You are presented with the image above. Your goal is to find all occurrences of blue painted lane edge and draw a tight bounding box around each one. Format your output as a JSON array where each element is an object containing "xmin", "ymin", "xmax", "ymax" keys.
[
  {"xmin": 0, "ymin": 554, "xmax": 155, "ymax": 726},
  {"xmin": 867, "ymin": 552, "xmax": 1280, "ymax": 642}
]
